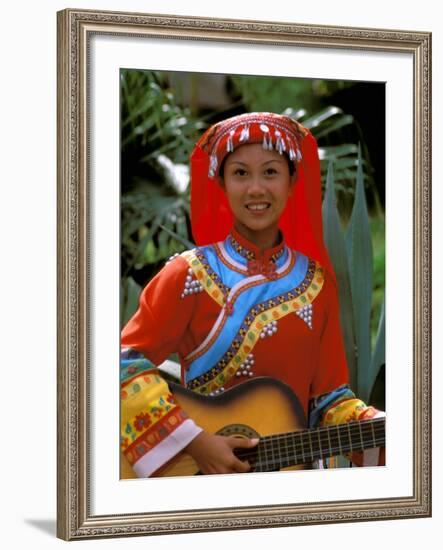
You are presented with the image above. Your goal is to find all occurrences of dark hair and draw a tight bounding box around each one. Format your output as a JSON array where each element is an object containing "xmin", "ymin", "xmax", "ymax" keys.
[{"xmin": 218, "ymin": 150, "xmax": 295, "ymax": 179}]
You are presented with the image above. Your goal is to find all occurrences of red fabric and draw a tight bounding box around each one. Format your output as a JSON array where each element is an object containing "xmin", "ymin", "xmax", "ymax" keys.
[{"xmin": 190, "ymin": 113, "xmax": 336, "ymax": 284}]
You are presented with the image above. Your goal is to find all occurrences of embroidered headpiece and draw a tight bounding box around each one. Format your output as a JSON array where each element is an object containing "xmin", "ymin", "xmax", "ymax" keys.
[{"xmin": 197, "ymin": 112, "xmax": 308, "ymax": 178}]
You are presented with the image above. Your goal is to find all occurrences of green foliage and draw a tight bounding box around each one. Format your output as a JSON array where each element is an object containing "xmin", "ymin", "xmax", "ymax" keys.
[
  {"xmin": 120, "ymin": 276, "xmax": 142, "ymax": 327},
  {"xmin": 121, "ymin": 69, "xmax": 203, "ymax": 288},
  {"xmin": 322, "ymin": 156, "xmax": 385, "ymax": 403},
  {"xmin": 121, "ymin": 70, "xmax": 205, "ymax": 169},
  {"xmin": 322, "ymin": 161, "xmax": 357, "ymax": 389},
  {"xmin": 229, "ymin": 75, "xmax": 352, "ymax": 117}
]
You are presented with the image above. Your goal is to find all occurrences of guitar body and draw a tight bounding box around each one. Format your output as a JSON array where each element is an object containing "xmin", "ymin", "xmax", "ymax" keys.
[
  {"xmin": 121, "ymin": 377, "xmax": 307, "ymax": 479},
  {"xmin": 120, "ymin": 377, "xmax": 385, "ymax": 478}
]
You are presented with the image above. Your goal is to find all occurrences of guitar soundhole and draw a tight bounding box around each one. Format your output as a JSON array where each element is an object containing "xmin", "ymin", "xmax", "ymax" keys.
[{"xmin": 216, "ymin": 423, "xmax": 260, "ymax": 439}]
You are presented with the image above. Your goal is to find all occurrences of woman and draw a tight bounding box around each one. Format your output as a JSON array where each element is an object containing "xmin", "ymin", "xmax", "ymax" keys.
[{"xmin": 120, "ymin": 112, "xmax": 384, "ymax": 478}]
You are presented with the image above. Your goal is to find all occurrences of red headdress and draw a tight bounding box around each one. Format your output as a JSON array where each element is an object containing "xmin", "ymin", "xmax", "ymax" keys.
[{"xmin": 190, "ymin": 112, "xmax": 335, "ymax": 281}]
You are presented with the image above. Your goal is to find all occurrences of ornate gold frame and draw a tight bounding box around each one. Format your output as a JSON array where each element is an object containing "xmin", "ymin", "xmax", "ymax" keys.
[{"xmin": 57, "ymin": 8, "xmax": 431, "ymax": 540}]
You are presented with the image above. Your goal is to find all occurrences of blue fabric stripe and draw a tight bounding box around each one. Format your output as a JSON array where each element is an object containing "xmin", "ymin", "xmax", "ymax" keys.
[
  {"xmin": 120, "ymin": 349, "xmax": 156, "ymax": 383},
  {"xmin": 186, "ymin": 252, "xmax": 309, "ymax": 383},
  {"xmin": 203, "ymin": 245, "xmax": 245, "ymax": 289}
]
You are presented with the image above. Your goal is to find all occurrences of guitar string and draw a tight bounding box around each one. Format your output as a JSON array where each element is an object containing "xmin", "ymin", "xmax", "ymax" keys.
[
  {"xmin": 237, "ymin": 436, "xmax": 386, "ymax": 464},
  {"xmin": 242, "ymin": 421, "xmax": 385, "ymax": 454},
  {"xmin": 249, "ymin": 427, "xmax": 386, "ymax": 460},
  {"xmin": 236, "ymin": 434, "xmax": 385, "ymax": 461},
  {"xmin": 171, "ymin": 421, "xmax": 385, "ymax": 465},
  {"xmin": 169, "ymin": 428, "xmax": 384, "ymax": 472},
  {"xmin": 238, "ymin": 439, "xmax": 386, "ymax": 471},
  {"xmin": 253, "ymin": 426, "xmax": 385, "ymax": 458},
  {"xmin": 234, "ymin": 422, "xmax": 385, "ymax": 463},
  {"xmin": 171, "ymin": 435, "xmax": 385, "ymax": 473},
  {"xmin": 257, "ymin": 418, "xmax": 385, "ymax": 444}
]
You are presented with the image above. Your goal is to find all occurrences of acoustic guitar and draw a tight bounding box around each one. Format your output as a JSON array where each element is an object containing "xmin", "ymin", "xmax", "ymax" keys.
[{"xmin": 120, "ymin": 377, "xmax": 385, "ymax": 478}]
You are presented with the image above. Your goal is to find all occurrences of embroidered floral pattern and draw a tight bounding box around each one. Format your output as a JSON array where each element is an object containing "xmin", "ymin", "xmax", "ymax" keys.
[
  {"xmin": 123, "ymin": 408, "xmax": 189, "ymax": 466},
  {"xmin": 121, "ymin": 367, "xmax": 182, "ymax": 462},
  {"xmin": 134, "ymin": 412, "xmax": 152, "ymax": 432},
  {"xmin": 322, "ymin": 398, "xmax": 368, "ymax": 425}
]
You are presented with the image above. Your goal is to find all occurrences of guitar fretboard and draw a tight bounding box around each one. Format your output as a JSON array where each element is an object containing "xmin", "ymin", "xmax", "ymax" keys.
[{"xmin": 236, "ymin": 417, "xmax": 385, "ymax": 471}]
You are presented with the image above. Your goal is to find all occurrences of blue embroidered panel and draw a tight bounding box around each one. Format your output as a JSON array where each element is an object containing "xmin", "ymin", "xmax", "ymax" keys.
[{"xmin": 185, "ymin": 252, "xmax": 309, "ymax": 383}]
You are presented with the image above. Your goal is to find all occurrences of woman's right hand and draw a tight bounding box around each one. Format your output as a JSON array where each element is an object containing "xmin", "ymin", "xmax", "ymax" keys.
[{"xmin": 184, "ymin": 430, "xmax": 259, "ymax": 475}]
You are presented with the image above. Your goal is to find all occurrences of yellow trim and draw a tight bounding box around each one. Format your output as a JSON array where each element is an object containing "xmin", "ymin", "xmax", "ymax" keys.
[
  {"xmin": 181, "ymin": 249, "xmax": 226, "ymax": 307},
  {"xmin": 321, "ymin": 398, "xmax": 368, "ymax": 426},
  {"xmin": 120, "ymin": 372, "xmax": 178, "ymax": 447}
]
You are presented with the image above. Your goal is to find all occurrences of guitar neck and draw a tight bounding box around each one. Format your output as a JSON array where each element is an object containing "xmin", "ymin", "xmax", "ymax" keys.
[{"xmin": 236, "ymin": 417, "xmax": 385, "ymax": 472}]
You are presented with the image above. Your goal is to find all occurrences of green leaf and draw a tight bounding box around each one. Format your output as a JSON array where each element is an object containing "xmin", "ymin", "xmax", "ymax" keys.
[
  {"xmin": 345, "ymin": 145, "xmax": 374, "ymax": 401},
  {"xmin": 318, "ymin": 144, "xmax": 358, "ymax": 159},
  {"xmin": 159, "ymin": 224, "xmax": 195, "ymax": 249},
  {"xmin": 302, "ymin": 106, "xmax": 344, "ymax": 128},
  {"xmin": 314, "ymin": 115, "xmax": 355, "ymax": 139},
  {"xmin": 322, "ymin": 160, "xmax": 357, "ymax": 390},
  {"xmin": 370, "ymin": 294, "xmax": 385, "ymax": 391},
  {"xmin": 121, "ymin": 277, "xmax": 142, "ymax": 327}
]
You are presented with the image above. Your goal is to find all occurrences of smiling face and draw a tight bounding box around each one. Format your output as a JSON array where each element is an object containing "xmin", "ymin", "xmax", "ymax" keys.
[{"xmin": 217, "ymin": 143, "xmax": 296, "ymax": 250}]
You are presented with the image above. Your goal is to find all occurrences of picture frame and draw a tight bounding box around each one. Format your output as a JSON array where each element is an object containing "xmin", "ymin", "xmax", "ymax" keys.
[{"xmin": 57, "ymin": 8, "xmax": 431, "ymax": 540}]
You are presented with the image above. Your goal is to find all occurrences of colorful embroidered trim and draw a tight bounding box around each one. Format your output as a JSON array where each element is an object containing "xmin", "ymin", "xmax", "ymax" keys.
[
  {"xmin": 228, "ymin": 233, "xmax": 286, "ymax": 263},
  {"xmin": 321, "ymin": 398, "xmax": 369, "ymax": 426},
  {"xmin": 121, "ymin": 358, "xmax": 157, "ymax": 385},
  {"xmin": 215, "ymin": 240, "xmax": 291, "ymax": 276},
  {"xmin": 121, "ymin": 371, "xmax": 181, "ymax": 460},
  {"xmin": 181, "ymin": 249, "xmax": 230, "ymax": 307},
  {"xmin": 308, "ymin": 384, "xmax": 356, "ymax": 428},
  {"xmin": 122, "ymin": 407, "xmax": 188, "ymax": 466},
  {"xmin": 187, "ymin": 261, "xmax": 324, "ymax": 394}
]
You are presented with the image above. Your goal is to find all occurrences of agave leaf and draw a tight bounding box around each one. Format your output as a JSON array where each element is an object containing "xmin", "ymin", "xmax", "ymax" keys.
[
  {"xmin": 121, "ymin": 276, "xmax": 142, "ymax": 327},
  {"xmin": 370, "ymin": 294, "xmax": 385, "ymax": 391},
  {"xmin": 322, "ymin": 161, "xmax": 357, "ymax": 389},
  {"xmin": 345, "ymin": 145, "xmax": 374, "ymax": 401},
  {"xmin": 329, "ymin": 157, "xmax": 369, "ymax": 170}
]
